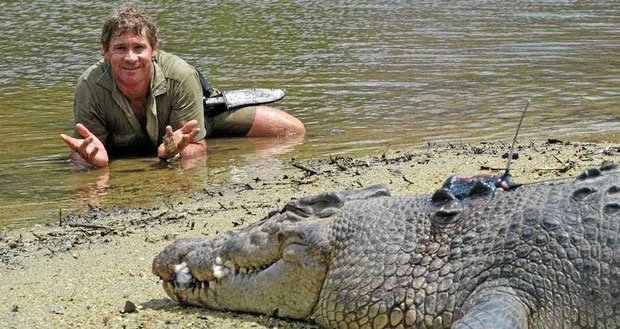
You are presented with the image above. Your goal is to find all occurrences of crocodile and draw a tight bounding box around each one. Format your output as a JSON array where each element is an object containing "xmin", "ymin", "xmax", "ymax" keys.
[{"xmin": 153, "ymin": 165, "xmax": 620, "ymax": 328}]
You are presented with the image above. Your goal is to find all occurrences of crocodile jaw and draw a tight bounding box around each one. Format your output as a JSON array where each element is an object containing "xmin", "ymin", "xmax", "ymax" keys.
[
  {"xmin": 163, "ymin": 252, "xmax": 327, "ymax": 319},
  {"xmin": 153, "ymin": 217, "xmax": 332, "ymax": 319}
]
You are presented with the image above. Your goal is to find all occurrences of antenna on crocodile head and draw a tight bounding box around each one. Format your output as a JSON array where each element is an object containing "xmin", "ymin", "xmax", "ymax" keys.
[{"xmin": 500, "ymin": 99, "xmax": 530, "ymax": 184}]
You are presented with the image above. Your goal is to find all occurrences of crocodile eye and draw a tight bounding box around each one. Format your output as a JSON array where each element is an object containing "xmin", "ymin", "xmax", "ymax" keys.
[
  {"xmin": 282, "ymin": 243, "xmax": 308, "ymax": 262},
  {"xmin": 432, "ymin": 208, "xmax": 462, "ymax": 229}
]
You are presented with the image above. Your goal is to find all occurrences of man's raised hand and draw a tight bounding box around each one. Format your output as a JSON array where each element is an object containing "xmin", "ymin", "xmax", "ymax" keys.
[
  {"xmin": 60, "ymin": 123, "xmax": 109, "ymax": 167},
  {"xmin": 158, "ymin": 119, "xmax": 204, "ymax": 160}
]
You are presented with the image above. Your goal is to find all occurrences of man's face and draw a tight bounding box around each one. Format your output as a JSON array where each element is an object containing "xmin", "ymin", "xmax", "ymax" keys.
[{"xmin": 103, "ymin": 28, "xmax": 156, "ymax": 94}]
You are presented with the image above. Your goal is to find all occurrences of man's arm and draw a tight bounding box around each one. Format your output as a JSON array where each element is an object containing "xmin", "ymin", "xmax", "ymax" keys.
[
  {"xmin": 64, "ymin": 75, "xmax": 111, "ymax": 167},
  {"xmin": 158, "ymin": 62, "xmax": 208, "ymax": 161}
]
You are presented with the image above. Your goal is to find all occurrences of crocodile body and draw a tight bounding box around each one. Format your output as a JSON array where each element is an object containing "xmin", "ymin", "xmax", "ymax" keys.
[{"xmin": 153, "ymin": 165, "xmax": 620, "ymax": 328}]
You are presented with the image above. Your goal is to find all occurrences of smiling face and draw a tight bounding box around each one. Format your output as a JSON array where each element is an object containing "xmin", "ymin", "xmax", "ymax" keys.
[{"xmin": 103, "ymin": 28, "xmax": 157, "ymax": 99}]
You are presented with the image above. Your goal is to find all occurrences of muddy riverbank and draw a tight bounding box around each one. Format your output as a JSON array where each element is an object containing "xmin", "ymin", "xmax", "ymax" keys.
[{"xmin": 1, "ymin": 139, "xmax": 618, "ymax": 328}]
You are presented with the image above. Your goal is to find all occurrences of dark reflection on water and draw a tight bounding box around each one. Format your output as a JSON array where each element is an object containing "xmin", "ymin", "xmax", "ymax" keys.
[{"xmin": 0, "ymin": 1, "xmax": 619, "ymax": 227}]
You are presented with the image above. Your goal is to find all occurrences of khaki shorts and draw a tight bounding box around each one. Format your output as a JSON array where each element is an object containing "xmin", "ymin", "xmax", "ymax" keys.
[{"xmin": 204, "ymin": 106, "xmax": 256, "ymax": 138}]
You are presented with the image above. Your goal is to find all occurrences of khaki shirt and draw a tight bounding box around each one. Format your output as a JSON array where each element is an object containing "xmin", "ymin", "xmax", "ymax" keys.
[{"xmin": 73, "ymin": 51, "xmax": 206, "ymax": 156}]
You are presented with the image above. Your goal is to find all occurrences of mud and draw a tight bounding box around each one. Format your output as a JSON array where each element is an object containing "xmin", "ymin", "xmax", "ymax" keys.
[{"xmin": 1, "ymin": 139, "xmax": 618, "ymax": 328}]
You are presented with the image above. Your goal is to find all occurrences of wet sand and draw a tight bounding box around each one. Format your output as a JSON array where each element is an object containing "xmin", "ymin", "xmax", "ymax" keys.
[{"xmin": 1, "ymin": 139, "xmax": 619, "ymax": 329}]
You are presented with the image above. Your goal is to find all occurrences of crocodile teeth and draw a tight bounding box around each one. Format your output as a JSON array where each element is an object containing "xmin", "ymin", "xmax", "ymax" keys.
[
  {"xmin": 213, "ymin": 264, "xmax": 230, "ymax": 279},
  {"xmin": 224, "ymin": 260, "xmax": 236, "ymax": 274},
  {"xmin": 174, "ymin": 262, "xmax": 194, "ymax": 285}
]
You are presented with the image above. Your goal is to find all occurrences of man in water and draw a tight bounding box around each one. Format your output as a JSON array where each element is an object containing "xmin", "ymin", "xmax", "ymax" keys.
[{"xmin": 60, "ymin": 5, "xmax": 305, "ymax": 167}]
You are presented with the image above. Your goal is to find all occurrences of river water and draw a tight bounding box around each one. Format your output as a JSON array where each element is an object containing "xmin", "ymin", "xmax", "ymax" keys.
[{"xmin": 1, "ymin": 1, "xmax": 619, "ymax": 227}]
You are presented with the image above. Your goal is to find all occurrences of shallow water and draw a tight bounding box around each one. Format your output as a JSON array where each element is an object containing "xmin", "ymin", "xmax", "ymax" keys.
[{"xmin": 1, "ymin": 1, "xmax": 619, "ymax": 227}]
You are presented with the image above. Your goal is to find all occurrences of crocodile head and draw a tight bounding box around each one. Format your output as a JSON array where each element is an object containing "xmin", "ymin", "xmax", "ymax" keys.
[
  {"xmin": 153, "ymin": 215, "xmax": 333, "ymax": 318},
  {"xmin": 152, "ymin": 186, "xmax": 390, "ymax": 318},
  {"xmin": 153, "ymin": 186, "xmax": 390, "ymax": 319}
]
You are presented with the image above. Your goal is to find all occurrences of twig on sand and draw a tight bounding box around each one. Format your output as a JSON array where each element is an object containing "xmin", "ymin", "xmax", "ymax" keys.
[
  {"xmin": 291, "ymin": 162, "xmax": 318, "ymax": 175},
  {"xmin": 240, "ymin": 205, "xmax": 254, "ymax": 215},
  {"xmin": 67, "ymin": 223, "xmax": 114, "ymax": 232},
  {"xmin": 479, "ymin": 165, "xmax": 505, "ymax": 171},
  {"xmin": 145, "ymin": 210, "xmax": 170, "ymax": 222},
  {"xmin": 291, "ymin": 178, "xmax": 316, "ymax": 185},
  {"xmin": 553, "ymin": 154, "xmax": 566, "ymax": 165},
  {"xmin": 164, "ymin": 212, "xmax": 188, "ymax": 221},
  {"xmin": 551, "ymin": 155, "xmax": 575, "ymax": 173}
]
